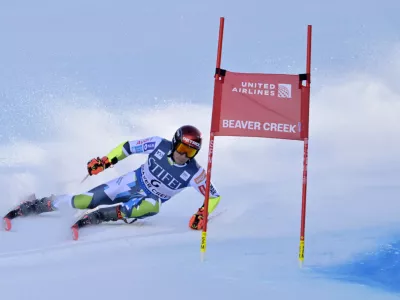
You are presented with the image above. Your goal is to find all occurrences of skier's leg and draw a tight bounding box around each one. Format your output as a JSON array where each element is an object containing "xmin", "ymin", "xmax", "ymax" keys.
[
  {"xmin": 3, "ymin": 194, "xmax": 58, "ymax": 220},
  {"xmin": 69, "ymin": 170, "xmax": 142, "ymax": 210},
  {"xmin": 74, "ymin": 196, "xmax": 161, "ymax": 229},
  {"xmin": 4, "ymin": 170, "xmax": 140, "ymax": 220},
  {"xmin": 120, "ymin": 197, "xmax": 161, "ymax": 219},
  {"xmin": 4, "ymin": 179, "xmax": 123, "ymax": 220}
]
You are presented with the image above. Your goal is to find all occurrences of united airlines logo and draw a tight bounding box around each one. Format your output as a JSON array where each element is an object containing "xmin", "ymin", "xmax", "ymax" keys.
[
  {"xmin": 231, "ymin": 81, "xmax": 292, "ymax": 99},
  {"xmin": 278, "ymin": 84, "xmax": 292, "ymax": 98}
]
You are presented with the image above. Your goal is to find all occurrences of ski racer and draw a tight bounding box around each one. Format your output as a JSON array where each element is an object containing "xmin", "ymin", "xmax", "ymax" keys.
[{"xmin": 3, "ymin": 125, "xmax": 221, "ymax": 240}]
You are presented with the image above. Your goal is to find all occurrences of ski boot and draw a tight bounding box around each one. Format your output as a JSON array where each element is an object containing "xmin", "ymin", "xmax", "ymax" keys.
[
  {"xmin": 71, "ymin": 205, "xmax": 137, "ymax": 240},
  {"xmin": 3, "ymin": 195, "xmax": 56, "ymax": 231}
]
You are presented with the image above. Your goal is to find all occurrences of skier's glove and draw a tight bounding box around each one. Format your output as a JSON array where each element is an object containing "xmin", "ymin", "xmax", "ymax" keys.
[
  {"xmin": 189, "ymin": 207, "xmax": 205, "ymax": 230},
  {"xmin": 87, "ymin": 156, "xmax": 112, "ymax": 176}
]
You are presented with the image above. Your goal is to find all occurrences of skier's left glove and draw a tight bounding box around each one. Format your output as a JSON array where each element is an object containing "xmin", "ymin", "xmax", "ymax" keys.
[
  {"xmin": 87, "ymin": 156, "xmax": 112, "ymax": 176},
  {"xmin": 189, "ymin": 206, "xmax": 205, "ymax": 230}
]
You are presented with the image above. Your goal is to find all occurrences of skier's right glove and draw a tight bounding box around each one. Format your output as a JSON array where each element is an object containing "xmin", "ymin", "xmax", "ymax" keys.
[
  {"xmin": 87, "ymin": 156, "xmax": 112, "ymax": 176},
  {"xmin": 189, "ymin": 207, "xmax": 205, "ymax": 230}
]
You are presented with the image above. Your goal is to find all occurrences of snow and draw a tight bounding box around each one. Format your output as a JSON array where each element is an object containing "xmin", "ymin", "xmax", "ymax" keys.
[{"xmin": 1, "ymin": 212, "xmax": 400, "ymax": 300}]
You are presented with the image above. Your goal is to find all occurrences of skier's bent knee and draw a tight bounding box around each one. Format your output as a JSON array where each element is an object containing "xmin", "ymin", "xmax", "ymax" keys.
[{"xmin": 120, "ymin": 198, "xmax": 161, "ymax": 219}]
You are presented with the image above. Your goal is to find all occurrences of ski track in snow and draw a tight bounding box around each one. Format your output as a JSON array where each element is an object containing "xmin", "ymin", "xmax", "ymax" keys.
[{"xmin": 1, "ymin": 208, "xmax": 400, "ymax": 300}]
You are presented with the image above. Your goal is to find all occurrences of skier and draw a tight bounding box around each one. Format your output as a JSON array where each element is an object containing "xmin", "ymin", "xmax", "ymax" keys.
[{"xmin": 3, "ymin": 125, "xmax": 221, "ymax": 240}]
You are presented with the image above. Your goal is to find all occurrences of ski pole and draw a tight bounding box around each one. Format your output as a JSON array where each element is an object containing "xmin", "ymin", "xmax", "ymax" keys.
[{"xmin": 80, "ymin": 174, "xmax": 89, "ymax": 184}]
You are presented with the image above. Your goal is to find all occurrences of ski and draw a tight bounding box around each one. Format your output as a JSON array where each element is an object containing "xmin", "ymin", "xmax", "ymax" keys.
[
  {"xmin": 2, "ymin": 207, "xmax": 23, "ymax": 231},
  {"xmin": 3, "ymin": 217, "xmax": 11, "ymax": 231},
  {"xmin": 71, "ymin": 224, "xmax": 79, "ymax": 241},
  {"xmin": 2, "ymin": 193, "xmax": 37, "ymax": 232},
  {"xmin": 70, "ymin": 210, "xmax": 138, "ymax": 241}
]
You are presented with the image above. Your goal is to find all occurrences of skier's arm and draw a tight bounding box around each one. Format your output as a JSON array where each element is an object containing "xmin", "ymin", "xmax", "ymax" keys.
[
  {"xmin": 87, "ymin": 136, "xmax": 164, "ymax": 176},
  {"xmin": 190, "ymin": 168, "xmax": 221, "ymax": 214},
  {"xmin": 188, "ymin": 167, "xmax": 221, "ymax": 230},
  {"xmin": 106, "ymin": 136, "xmax": 163, "ymax": 163}
]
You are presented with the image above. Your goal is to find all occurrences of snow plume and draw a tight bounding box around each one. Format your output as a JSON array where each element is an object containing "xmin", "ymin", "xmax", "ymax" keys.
[
  {"xmin": 0, "ymin": 61, "xmax": 400, "ymax": 237},
  {"xmin": 1, "ymin": 49, "xmax": 400, "ymax": 300}
]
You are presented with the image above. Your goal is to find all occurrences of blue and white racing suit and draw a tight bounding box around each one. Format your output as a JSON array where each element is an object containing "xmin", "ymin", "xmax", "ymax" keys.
[{"xmin": 60, "ymin": 136, "xmax": 221, "ymax": 220}]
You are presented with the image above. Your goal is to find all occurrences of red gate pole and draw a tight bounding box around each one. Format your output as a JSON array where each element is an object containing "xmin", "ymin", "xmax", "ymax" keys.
[
  {"xmin": 298, "ymin": 25, "xmax": 312, "ymax": 267},
  {"xmin": 200, "ymin": 16, "xmax": 225, "ymax": 262}
]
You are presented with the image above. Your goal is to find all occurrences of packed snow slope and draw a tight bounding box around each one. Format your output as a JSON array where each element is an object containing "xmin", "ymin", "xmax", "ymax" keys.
[{"xmin": 1, "ymin": 68, "xmax": 400, "ymax": 299}]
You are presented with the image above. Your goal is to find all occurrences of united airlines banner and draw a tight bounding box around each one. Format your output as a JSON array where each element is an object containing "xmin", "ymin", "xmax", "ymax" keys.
[{"xmin": 212, "ymin": 70, "xmax": 309, "ymax": 141}]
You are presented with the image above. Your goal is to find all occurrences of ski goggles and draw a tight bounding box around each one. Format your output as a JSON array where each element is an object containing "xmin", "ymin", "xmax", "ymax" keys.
[{"xmin": 175, "ymin": 142, "xmax": 198, "ymax": 158}]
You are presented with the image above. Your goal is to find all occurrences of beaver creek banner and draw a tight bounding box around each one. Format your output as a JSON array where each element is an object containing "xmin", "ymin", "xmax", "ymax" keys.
[{"xmin": 211, "ymin": 71, "xmax": 309, "ymax": 141}]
